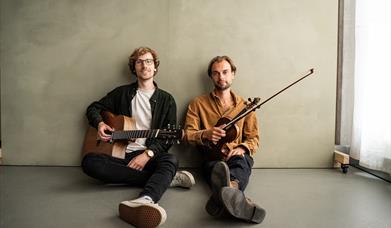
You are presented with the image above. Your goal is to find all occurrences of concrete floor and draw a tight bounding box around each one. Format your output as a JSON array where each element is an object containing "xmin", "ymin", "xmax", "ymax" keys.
[{"xmin": 0, "ymin": 166, "xmax": 390, "ymax": 228}]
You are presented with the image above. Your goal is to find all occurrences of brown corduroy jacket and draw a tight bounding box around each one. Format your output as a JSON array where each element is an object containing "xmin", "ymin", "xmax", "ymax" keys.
[{"xmin": 184, "ymin": 90, "xmax": 259, "ymax": 157}]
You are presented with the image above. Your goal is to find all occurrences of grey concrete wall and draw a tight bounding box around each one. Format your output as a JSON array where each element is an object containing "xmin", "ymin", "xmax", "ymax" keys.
[{"xmin": 1, "ymin": 0, "xmax": 338, "ymax": 167}]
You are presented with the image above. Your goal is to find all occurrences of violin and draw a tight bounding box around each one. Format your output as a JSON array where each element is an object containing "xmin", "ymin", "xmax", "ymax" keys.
[
  {"xmin": 206, "ymin": 98, "xmax": 261, "ymax": 160},
  {"xmin": 206, "ymin": 68, "xmax": 315, "ymax": 161}
]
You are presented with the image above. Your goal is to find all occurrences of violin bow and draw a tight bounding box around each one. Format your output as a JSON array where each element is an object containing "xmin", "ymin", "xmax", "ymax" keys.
[{"xmin": 223, "ymin": 68, "xmax": 315, "ymax": 130}]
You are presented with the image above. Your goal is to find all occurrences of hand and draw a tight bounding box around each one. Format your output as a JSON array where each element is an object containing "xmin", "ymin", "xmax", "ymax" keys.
[
  {"xmin": 127, "ymin": 152, "xmax": 150, "ymax": 171},
  {"xmin": 202, "ymin": 124, "xmax": 226, "ymax": 145},
  {"xmin": 224, "ymin": 146, "xmax": 246, "ymax": 161},
  {"xmin": 97, "ymin": 121, "xmax": 113, "ymax": 142}
]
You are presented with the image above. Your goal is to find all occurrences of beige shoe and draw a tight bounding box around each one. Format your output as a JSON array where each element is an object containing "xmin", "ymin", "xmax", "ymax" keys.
[
  {"xmin": 170, "ymin": 170, "xmax": 195, "ymax": 188},
  {"xmin": 119, "ymin": 197, "xmax": 167, "ymax": 228}
]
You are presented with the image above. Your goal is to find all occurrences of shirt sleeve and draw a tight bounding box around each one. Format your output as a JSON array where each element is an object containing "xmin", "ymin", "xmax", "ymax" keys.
[
  {"xmin": 184, "ymin": 100, "xmax": 207, "ymax": 145},
  {"xmin": 86, "ymin": 88, "xmax": 118, "ymax": 129},
  {"xmin": 238, "ymin": 111, "xmax": 259, "ymax": 156}
]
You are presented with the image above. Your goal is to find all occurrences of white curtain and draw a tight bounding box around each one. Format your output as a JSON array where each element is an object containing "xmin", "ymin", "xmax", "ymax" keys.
[{"xmin": 351, "ymin": 0, "xmax": 391, "ymax": 175}]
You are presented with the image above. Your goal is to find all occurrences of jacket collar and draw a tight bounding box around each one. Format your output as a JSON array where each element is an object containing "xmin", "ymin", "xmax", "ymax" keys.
[{"xmin": 210, "ymin": 90, "xmax": 240, "ymax": 107}]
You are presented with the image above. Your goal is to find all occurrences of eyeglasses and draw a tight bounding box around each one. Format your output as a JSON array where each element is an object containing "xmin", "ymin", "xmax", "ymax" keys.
[{"xmin": 135, "ymin": 59, "xmax": 154, "ymax": 66}]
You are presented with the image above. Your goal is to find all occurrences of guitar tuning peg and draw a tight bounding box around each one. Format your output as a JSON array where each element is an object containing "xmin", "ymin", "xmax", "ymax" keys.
[{"xmin": 167, "ymin": 124, "xmax": 171, "ymax": 129}]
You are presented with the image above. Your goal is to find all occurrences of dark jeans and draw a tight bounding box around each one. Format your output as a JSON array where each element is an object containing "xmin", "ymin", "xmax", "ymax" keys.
[
  {"xmin": 81, "ymin": 151, "xmax": 178, "ymax": 203},
  {"xmin": 203, "ymin": 154, "xmax": 254, "ymax": 191}
]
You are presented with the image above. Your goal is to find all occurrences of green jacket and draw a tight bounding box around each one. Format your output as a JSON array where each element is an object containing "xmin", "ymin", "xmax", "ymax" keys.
[{"xmin": 86, "ymin": 81, "xmax": 177, "ymax": 156}]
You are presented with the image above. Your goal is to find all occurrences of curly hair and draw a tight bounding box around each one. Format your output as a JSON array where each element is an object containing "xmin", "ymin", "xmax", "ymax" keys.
[
  {"xmin": 128, "ymin": 47, "xmax": 160, "ymax": 76},
  {"xmin": 207, "ymin": 55, "xmax": 237, "ymax": 77}
]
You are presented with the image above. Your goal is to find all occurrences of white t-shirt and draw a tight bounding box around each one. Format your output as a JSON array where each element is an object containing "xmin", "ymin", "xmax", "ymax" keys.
[{"xmin": 125, "ymin": 88, "xmax": 155, "ymax": 153}]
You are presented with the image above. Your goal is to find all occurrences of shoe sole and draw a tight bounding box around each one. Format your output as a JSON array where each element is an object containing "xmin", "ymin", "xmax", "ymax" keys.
[
  {"xmin": 211, "ymin": 162, "xmax": 230, "ymax": 195},
  {"xmin": 206, "ymin": 162, "xmax": 230, "ymax": 216},
  {"xmin": 220, "ymin": 187, "xmax": 266, "ymax": 224},
  {"xmin": 119, "ymin": 202, "xmax": 164, "ymax": 228}
]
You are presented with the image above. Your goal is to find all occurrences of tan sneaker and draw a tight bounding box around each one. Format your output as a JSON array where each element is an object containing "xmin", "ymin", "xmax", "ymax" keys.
[
  {"xmin": 170, "ymin": 170, "xmax": 195, "ymax": 188},
  {"xmin": 119, "ymin": 197, "xmax": 167, "ymax": 228}
]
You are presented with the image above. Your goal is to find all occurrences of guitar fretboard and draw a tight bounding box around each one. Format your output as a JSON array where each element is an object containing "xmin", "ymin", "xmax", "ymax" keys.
[{"xmin": 112, "ymin": 129, "xmax": 160, "ymax": 140}]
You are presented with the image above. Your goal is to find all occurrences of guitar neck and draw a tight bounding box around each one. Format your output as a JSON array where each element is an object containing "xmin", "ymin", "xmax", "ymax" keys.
[{"xmin": 112, "ymin": 129, "xmax": 161, "ymax": 140}]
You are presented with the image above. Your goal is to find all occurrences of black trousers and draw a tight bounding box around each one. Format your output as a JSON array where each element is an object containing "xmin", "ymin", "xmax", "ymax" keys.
[
  {"xmin": 203, "ymin": 154, "xmax": 254, "ymax": 191},
  {"xmin": 81, "ymin": 151, "xmax": 178, "ymax": 203}
]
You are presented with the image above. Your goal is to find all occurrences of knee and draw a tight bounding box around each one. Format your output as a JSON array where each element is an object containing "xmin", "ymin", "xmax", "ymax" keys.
[
  {"xmin": 158, "ymin": 153, "xmax": 179, "ymax": 170},
  {"xmin": 167, "ymin": 153, "xmax": 179, "ymax": 169},
  {"xmin": 81, "ymin": 153, "xmax": 95, "ymax": 168},
  {"xmin": 227, "ymin": 155, "xmax": 252, "ymax": 170},
  {"xmin": 81, "ymin": 153, "xmax": 104, "ymax": 176},
  {"xmin": 227, "ymin": 155, "xmax": 246, "ymax": 164}
]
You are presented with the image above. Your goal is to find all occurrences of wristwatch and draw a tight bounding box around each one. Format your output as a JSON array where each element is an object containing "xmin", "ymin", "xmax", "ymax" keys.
[{"xmin": 145, "ymin": 150, "xmax": 154, "ymax": 158}]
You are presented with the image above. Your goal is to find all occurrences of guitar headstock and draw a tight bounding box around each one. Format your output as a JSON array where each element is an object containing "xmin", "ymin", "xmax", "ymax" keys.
[{"xmin": 158, "ymin": 124, "xmax": 183, "ymax": 144}]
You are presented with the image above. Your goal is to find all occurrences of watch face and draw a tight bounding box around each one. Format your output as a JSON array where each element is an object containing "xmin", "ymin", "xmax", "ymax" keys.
[{"xmin": 147, "ymin": 150, "xmax": 154, "ymax": 157}]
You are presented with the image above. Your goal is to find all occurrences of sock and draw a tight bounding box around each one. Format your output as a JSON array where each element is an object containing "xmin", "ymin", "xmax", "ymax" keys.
[{"xmin": 140, "ymin": 195, "xmax": 154, "ymax": 203}]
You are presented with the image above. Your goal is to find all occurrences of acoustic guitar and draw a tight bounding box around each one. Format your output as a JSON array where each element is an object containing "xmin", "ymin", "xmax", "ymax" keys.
[{"xmin": 82, "ymin": 111, "xmax": 182, "ymax": 159}]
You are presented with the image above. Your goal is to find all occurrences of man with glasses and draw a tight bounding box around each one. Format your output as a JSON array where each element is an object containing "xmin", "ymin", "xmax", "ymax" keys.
[
  {"xmin": 82, "ymin": 47, "xmax": 195, "ymax": 227},
  {"xmin": 184, "ymin": 55, "xmax": 266, "ymax": 224}
]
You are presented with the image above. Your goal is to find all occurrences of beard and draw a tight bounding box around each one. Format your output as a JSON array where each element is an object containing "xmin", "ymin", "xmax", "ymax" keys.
[{"xmin": 214, "ymin": 81, "xmax": 231, "ymax": 91}]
